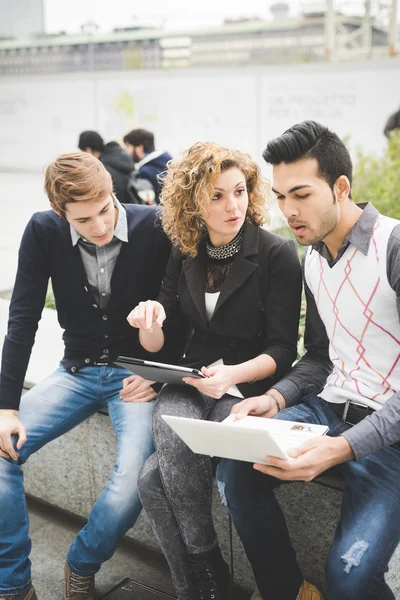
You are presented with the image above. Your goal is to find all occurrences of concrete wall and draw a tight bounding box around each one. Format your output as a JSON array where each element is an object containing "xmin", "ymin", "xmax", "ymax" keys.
[{"xmin": 0, "ymin": 57, "xmax": 399, "ymax": 173}]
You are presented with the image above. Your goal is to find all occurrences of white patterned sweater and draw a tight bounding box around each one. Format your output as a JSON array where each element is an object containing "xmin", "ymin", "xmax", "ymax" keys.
[{"xmin": 305, "ymin": 215, "xmax": 400, "ymax": 411}]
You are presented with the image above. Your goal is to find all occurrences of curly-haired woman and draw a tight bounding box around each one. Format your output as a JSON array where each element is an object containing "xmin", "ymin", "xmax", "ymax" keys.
[{"xmin": 127, "ymin": 142, "xmax": 302, "ymax": 600}]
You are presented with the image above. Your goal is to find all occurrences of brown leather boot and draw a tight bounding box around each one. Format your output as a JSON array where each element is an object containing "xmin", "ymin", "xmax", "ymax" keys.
[
  {"xmin": 63, "ymin": 563, "xmax": 96, "ymax": 600},
  {"xmin": 250, "ymin": 581, "xmax": 324, "ymax": 600},
  {"xmin": 297, "ymin": 581, "xmax": 324, "ymax": 600},
  {"xmin": 0, "ymin": 586, "xmax": 37, "ymax": 600}
]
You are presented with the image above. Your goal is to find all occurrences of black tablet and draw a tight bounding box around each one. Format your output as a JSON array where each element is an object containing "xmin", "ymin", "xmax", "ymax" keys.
[{"xmin": 115, "ymin": 356, "xmax": 206, "ymax": 384}]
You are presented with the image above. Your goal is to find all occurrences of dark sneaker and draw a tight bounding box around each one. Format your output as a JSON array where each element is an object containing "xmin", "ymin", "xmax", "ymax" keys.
[
  {"xmin": 189, "ymin": 546, "xmax": 231, "ymax": 600},
  {"xmin": 63, "ymin": 562, "xmax": 96, "ymax": 600},
  {"xmin": 0, "ymin": 586, "xmax": 37, "ymax": 600}
]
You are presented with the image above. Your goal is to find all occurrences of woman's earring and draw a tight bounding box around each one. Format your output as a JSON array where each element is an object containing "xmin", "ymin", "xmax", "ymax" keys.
[{"xmin": 195, "ymin": 217, "xmax": 204, "ymax": 230}]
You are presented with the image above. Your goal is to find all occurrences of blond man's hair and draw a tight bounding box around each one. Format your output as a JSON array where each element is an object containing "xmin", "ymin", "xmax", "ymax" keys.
[
  {"xmin": 44, "ymin": 152, "xmax": 113, "ymax": 215},
  {"xmin": 160, "ymin": 141, "xmax": 270, "ymax": 257}
]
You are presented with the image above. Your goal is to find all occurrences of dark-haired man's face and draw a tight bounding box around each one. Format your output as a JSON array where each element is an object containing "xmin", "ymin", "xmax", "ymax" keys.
[{"xmin": 272, "ymin": 158, "xmax": 339, "ymax": 247}]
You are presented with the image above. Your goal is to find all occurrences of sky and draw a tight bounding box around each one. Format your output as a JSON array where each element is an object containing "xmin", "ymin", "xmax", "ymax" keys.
[
  {"xmin": 44, "ymin": 0, "xmax": 276, "ymax": 33},
  {"xmin": 43, "ymin": 0, "xmax": 366, "ymax": 35}
]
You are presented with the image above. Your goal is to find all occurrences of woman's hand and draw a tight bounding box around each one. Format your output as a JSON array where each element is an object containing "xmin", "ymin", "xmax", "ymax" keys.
[
  {"xmin": 127, "ymin": 300, "xmax": 166, "ymax": 332},
  {"xmin": 120, "ymin": 375, "xmax": 157, "ymax": 402},
  {"xmin": 183, "ymin": 365, "xmax": 236, "ymax": 399},
  {"xmin": 230, "ymin": 392, "xmax": 283, "ymax": 420}
]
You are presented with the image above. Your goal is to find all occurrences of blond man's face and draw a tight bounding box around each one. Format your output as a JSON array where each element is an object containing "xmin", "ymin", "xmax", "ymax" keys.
[{"xmin": 61, "ymin": 195, "xmax": 117, "ymax": 246}]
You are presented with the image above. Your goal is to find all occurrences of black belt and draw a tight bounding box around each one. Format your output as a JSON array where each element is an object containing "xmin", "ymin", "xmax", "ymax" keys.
[
  {"xmin": 330, "ymin": 401, "xmax": 374, "ymax": 425},
  {"xmin": 330, "ymin": 401, "xmax": 400, "ymax": 451}
]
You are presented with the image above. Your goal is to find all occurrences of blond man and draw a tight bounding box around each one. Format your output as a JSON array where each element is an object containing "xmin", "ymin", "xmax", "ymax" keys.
[{"xmin": 0, "ymin": 153, "xmax": 171, "ymax": 600}]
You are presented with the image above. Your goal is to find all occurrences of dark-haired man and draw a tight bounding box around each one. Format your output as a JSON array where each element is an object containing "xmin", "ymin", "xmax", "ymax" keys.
[
  {"xmin": 78, "ymin": 130, "xmax": 134, "ymax": 204},
  {"xmin": 217, "ymin": 121, "xmax": 400, "ymax": 600},
  {"xmin": 0, "ymin": 153, "xmax": 171, "ymax": 600},
  {"xmin": 123, "ymin": 128, "xmax": 172, "ymax": 204}
]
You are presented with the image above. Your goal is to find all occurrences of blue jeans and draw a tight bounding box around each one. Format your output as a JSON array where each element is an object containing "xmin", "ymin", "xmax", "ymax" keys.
[
  {"xmin": 217, "ymin": 395, "xmax": 400, "ymax": 600},
  {"xmin": 0, "ymin": 365, "xmax": 155, "ymax": 596}
]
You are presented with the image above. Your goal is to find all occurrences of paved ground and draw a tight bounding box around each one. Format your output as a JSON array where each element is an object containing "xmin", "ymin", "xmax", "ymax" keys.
[
  {"xmin": 28, "ymin": 498, "xmax": 249, "ymax": 600},
  {"xmin": 28, "ymin": 498, "xmax": 176, "ymax": 600}
]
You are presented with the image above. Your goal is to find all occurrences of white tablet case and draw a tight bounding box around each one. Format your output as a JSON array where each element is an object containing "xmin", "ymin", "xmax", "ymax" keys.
[{"xmin": 162, "ymin": 414, "xmax": 328, "ymax": 465}]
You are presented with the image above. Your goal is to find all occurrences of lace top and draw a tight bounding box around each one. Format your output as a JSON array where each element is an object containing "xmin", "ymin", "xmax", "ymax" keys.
[{"xmin": 205, "ymin": 226, "xmax": 244, "ymax": 293}]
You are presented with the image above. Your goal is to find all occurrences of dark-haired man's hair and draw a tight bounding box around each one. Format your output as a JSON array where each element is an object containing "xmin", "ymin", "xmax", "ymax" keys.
[
  {"xmin": 123, "ymin": 128, "xmax": 155, "ymax": 153},
  {"xmin": 78, "ymin": 130, "xmax": 104, "ymax": 153},
  {"xmin": 263, "ymin": 120, "xmax": 352, "ymax": 195}
]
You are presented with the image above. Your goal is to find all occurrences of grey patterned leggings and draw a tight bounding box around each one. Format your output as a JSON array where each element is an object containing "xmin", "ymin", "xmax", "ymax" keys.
[{"xmin": 138, "ymin": 384, "xmax": 238, "ymax": 600}]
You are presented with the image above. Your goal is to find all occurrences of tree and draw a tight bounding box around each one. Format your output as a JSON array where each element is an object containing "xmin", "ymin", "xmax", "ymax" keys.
[{"xmin": 352, "ymin": 131, "xmax": 400, "ymax": 219}]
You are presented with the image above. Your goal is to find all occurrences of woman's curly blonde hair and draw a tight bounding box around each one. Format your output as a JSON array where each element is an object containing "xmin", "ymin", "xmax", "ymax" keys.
[{"xmin": 160, "ymin": 141, "xmax": 270, "ymax": 257}]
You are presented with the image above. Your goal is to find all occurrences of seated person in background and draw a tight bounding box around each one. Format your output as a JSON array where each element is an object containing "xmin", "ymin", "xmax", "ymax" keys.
[
  {"xmin": 217, "ymin": 120, "xmax": 400, "ymax": 600},
  {"xmin": 127, "ymin": 141, "xmax": 302, "ymax": 600},
  {"xmin": 0, "ymin": 153, "xmax": 171, "ymax": 600},
  {"xmin": 78, "ymin": 130, "xmax": 134, "ymax": 204},
  {"xmin": 123, "ymin": 128, "xmax": 172, "ymax": 204}
]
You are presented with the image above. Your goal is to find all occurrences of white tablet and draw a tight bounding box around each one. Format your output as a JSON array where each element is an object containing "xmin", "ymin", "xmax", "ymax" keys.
[
  {"xmin": 115, "ymin": 356, "xmax": 206, "ymax": 385},
  {"xmin": 162, "ymin": 414, "xmax": 329, "ymax": 464}
]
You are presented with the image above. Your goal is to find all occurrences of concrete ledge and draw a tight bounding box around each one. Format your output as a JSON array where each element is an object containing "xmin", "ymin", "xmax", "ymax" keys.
[
  {"xmin": 22, "ymin": 411, "xmax": 237, "ymax": 581},
  {"xmin": 1, "ymin": 298, "xmax": 399, "ymax": 595},
  {"xmin": 22, "ymin": 406, "xmax": 400, "ymax": 595},
  {"xmin": 0, "ymin": 298, "xmax": 64, "ymax": 386}
]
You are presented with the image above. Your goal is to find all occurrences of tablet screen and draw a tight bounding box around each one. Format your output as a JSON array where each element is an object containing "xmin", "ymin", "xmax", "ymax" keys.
[{"xmin": 115, "ymin": 356, "xmax": 206, "ymax": 384}]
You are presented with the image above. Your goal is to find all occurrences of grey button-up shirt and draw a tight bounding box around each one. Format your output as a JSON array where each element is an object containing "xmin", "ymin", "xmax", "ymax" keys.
[
  {"xmin": 273, "ymin": 203, "xmax": 400, "ymax": 460},
  {"xmin": 70, "ymin": 197, "xmax": 128, "ymax": 309}
]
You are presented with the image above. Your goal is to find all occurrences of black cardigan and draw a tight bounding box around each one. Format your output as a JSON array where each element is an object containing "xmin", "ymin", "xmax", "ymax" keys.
[
  {"xmin": 0, "ymin": 204, "xmax": 171, "ymax": 410},
  {"xmin": 158, "ymin": 222, "xmax": 303, "ymax": 399}
]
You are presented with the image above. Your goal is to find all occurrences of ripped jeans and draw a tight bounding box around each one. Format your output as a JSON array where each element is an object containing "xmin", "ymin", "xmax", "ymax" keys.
[
  {"xmin": 138, "ymin": 384, "xmax": 238, "ymax": 600},
  {"xmin": 216, "ymin": 395, "xmax": 400, "ymax": 600}
]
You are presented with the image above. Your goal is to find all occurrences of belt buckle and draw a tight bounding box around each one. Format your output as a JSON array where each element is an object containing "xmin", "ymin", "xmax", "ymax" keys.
[
  {"xmin": 344, "ymin": 400, "xmax": 370, "ymax": 425},
  {"xmin": 348, "ymin": 400, "xmax": 369, "ymax": 410},
  {"xmin": 342, "ymin": 399, "xmax": 351, "ymax": 423}
]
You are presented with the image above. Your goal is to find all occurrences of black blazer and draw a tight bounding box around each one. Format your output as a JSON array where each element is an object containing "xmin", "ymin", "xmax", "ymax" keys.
[{"xmin": 158, "ymin": 222, "xmax": 302, "ymax": 398}]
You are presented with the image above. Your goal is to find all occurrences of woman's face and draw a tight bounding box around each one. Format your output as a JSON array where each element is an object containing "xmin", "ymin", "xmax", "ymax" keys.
[{"xmin": 203, "ymin": 167, "xmax": 249, "ymax": 246}]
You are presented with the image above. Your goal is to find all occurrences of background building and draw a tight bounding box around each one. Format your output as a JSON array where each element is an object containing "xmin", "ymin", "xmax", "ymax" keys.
[
  {"xmin": 0, "ymin": 0, "xmax": 45, "ymax": 40},
  {"xmin": 0, "ymin": 8, "xmax": 392, "ymax": 76}
]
